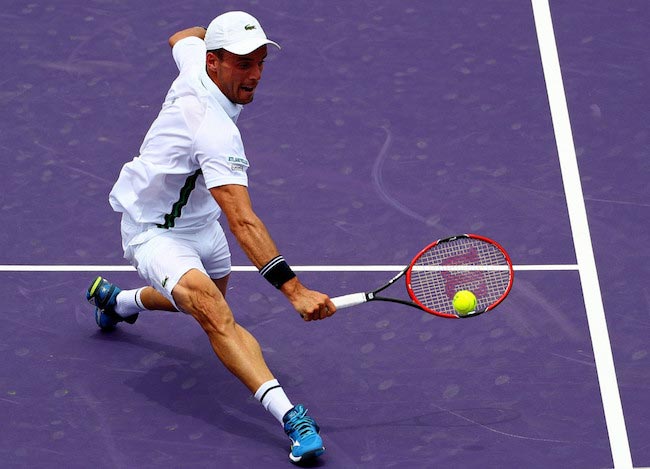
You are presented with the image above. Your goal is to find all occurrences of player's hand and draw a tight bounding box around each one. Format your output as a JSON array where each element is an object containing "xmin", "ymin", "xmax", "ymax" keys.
[{"xmin": 280, "ymin": 278, "xmax": 336, "ymax": 321}]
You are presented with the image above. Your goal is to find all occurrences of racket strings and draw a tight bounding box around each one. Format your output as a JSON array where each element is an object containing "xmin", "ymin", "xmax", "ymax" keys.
[{"xmin": 408, "ymin": 237, "xmax": 511, "ymax": 315}]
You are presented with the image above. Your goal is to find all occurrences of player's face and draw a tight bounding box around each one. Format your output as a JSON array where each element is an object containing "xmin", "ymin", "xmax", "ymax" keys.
[{"xmin": 208, "ymin": 46, "xmax": 267, "ymax": 105}]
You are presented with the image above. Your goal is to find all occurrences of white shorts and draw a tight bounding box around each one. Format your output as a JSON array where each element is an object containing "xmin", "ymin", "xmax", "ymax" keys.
[{"xmin": 122, "ymin": 219, "xmax": 231, "ymax": 309}]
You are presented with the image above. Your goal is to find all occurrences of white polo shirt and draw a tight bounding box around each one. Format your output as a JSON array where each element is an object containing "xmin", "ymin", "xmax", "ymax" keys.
[{"xmin": 109, "ymin": 36, "xmax": 249, "ymax": 247}]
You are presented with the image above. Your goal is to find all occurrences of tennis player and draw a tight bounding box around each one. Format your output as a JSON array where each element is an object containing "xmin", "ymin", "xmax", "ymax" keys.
[{"xmin": 86, "ymin": 11, "xmax": 334, "ymax": 464}]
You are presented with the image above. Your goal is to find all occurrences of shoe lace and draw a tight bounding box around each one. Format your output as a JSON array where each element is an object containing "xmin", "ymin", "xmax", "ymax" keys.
[{"xmin": 287, "ymin": 409, "xmax": 318, "ymax": 437}]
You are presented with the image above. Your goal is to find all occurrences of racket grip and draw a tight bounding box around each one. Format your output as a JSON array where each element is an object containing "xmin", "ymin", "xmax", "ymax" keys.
[{"xmin": 331, "ymin": 292, "xmax": 368, "ymax": 310}]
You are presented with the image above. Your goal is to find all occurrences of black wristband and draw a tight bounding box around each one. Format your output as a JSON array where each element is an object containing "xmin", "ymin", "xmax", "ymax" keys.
[{"xmin": 260, "ymin": 255, "xmax": 296, "ymax": 289}]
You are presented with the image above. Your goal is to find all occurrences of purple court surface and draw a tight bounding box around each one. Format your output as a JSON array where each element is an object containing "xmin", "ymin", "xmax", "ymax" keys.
[{"xmin": 2, "ymin": 1, "xmax": 649, "ymax": 468}]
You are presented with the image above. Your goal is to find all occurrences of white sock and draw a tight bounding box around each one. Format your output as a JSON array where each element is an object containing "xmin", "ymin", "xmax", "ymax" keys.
[
  {"xmin": 254, "ymin": 379, "xmax": 294, "ymax": 424},
  {"xmin": 115, "ymin": 288, "xmax": 145, "ymax": 318}
]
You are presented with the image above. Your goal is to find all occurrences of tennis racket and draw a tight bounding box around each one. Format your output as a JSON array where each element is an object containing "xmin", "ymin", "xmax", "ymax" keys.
[{"xmin": 331, "ymin": 234, "xmax": 514, "ymax": 318}]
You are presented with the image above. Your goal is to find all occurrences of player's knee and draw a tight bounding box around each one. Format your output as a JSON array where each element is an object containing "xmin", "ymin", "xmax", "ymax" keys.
[
  {"xmin": 173, "ymin": 270, "xmax": 233, "ymax": 334},
  {"xmin": 194, "ymin": 305, "xmax": 235, "ymax": 337}
]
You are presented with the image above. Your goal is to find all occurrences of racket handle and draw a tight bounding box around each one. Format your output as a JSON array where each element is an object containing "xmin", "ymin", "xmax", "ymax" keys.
[{"xmin": 331, "ymin": 292, "xmax": 368, "ymax": 310}]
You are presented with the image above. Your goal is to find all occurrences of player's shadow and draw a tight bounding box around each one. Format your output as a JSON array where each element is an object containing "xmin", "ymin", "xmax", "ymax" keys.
[{"xmin": 95, "ymin": 328, "xmax": 287, "ymax": 451}]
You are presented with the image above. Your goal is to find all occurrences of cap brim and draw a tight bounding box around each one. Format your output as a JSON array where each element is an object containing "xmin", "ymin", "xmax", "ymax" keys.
[{"xmin": 223, "ymin": 38, "xmax": 281, "ymax": 55}]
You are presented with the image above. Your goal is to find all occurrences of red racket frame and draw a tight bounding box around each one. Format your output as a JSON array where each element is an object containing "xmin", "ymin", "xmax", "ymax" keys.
[{"xmin": 405, "ymin": 234, "xmax": 514, "ymax": 318}]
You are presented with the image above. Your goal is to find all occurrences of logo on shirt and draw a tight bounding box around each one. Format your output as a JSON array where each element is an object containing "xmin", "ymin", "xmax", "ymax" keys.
[{"xmin": 228, "ymin": 156, "xmax": 249, "ymax": 172}]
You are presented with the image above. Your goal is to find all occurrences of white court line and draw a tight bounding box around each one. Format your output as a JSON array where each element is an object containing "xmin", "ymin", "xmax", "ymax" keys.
[
  {"xmin": 531, "ymin": 1, "xmax": 632, "ymax": 468},
  {"xmin": 0, "ymin": 264, "xmax": 577, "ymax": 272}
]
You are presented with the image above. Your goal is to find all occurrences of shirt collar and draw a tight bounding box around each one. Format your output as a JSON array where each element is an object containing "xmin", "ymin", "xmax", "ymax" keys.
[{"xmin": 200, "ymin": 69, "xmax": 243, "ymax": 122}]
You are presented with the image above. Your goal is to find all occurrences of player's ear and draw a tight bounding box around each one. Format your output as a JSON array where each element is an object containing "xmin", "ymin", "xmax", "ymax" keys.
[{"xmin": 206, "ymin": 50, "xmax": 221, "ymax": 73}]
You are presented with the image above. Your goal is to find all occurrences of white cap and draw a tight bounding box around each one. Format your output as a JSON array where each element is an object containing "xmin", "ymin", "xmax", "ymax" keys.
[{"xmin": 204, "ymin": 11, "xmax": 280, "ymax": 55}]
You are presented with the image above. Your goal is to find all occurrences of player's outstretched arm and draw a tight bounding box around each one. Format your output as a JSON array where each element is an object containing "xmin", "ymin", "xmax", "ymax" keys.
[
  {"xmin": 210, "ymin": 184, "xmax": 335, "ymax": 320},
  {"xmin": 168, "ymin": 26, "xmax": 207, "ymax": 48}
]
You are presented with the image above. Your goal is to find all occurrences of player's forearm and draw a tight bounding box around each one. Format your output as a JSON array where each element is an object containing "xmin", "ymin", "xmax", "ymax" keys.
[
  {"xmin": 168, "ymin": 26, "xmax": 207, "ymax": 48},
  {"xmin": 228, "ymin": 217, "xmax": 309, "ymax": 300},
  {"xmin": 210, "ymin": 184, "xmax": 293, "ymax": 282},
  {"xmin": 228, "ymin": 215, "xmax": 282, "ymax": 270}
]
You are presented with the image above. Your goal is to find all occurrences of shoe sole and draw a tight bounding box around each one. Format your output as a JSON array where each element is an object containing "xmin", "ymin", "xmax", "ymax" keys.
[
  {"xmin": 87, "ymin": 276, "xmax": 104, "ymax": 305},
  {"xmin": 289, "ymin": 447, "xmax": 325, "ymax": 464},
  {"xmin": 87, "ymin": 276, "xmax": 119, "ymax": 330}
]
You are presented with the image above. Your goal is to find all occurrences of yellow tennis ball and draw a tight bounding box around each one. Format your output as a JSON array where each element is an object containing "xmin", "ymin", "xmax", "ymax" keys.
[{"xmin": 453, "ymin": 290, "xmax": 477, "ymax": 316}]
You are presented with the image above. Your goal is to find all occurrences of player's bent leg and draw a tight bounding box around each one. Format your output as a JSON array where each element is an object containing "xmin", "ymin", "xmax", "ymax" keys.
[
  {"xmin": 139, "ymin": 286, "xmax": 179, "ymax": 312},
  {"xmin": 172, "ymin": 269, "xmax": 274, "ymax": 393}
]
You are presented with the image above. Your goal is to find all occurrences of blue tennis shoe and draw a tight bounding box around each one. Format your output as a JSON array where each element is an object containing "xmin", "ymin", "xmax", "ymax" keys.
[
  {"xmin": 283, "ymin": 404, "xmax": 325, "ymax": 464},
  {"xmin": 86, "ymin": 276, "xmax": 138, "ymax": 330}
]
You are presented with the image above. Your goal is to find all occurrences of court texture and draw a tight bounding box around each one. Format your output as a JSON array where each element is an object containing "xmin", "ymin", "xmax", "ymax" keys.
[{"xmin": 1, "ymin": 1, "xmax": 648, "ymax": 468}]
